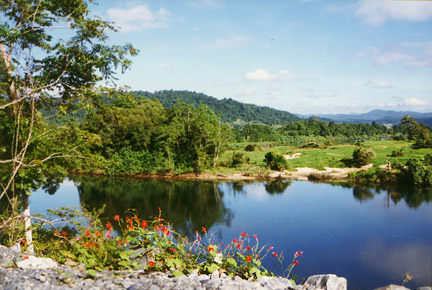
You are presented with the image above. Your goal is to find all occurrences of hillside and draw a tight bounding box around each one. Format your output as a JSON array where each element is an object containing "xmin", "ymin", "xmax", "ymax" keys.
[
  {"xmin": 133, "ymin": 90, "xmax": 301, "ymax": 126},
  {"xmin": 301, "ymin": 109, "xmax": 432, "ymax": 126}
]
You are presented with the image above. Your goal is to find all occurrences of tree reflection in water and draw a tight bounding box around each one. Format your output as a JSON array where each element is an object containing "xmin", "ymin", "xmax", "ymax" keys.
[
  {"xmin": 351, "ymin": 184, "xmax": 432, "ymax": 208},
  {"xmin": 71, "ymin": 176, "xmax": 233, "ymax": 237}
]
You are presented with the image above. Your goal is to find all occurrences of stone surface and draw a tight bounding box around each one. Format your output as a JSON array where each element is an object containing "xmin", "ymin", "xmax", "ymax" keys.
[
  {"xmin": 302, "ymin": 274, "xmax": 347, "ymax": 290},
  {"xmin": 373, "ymin": 285, "xmax": 411, "ymax": 290},
  {"xmin": 17, "ymin": 255, "xmax": 58, "ymax": 269},
  {"xmin": 417, "ymin": 287, "xmax": 432, "ymax": 290},
  {"xmin": 2, "ymin": 245, "xmax": 427, "ymax": 290}
]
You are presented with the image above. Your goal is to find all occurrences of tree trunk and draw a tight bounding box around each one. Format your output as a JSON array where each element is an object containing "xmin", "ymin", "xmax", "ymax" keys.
[{"xmin": 23, "ymin": 194, "xmax": 34, "ymax": 254}]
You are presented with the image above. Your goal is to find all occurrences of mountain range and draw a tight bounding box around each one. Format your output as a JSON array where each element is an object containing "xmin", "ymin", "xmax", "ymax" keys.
[{"xmin": 300, "ymin": 109, "xmax": 432, "ymax": 126}]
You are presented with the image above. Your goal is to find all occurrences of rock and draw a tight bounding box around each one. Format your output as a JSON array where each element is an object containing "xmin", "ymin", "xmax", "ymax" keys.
[
  {"xmin": 17, "ymin": 255, "xmax": 57, "ymax": 269},
  {"xmin": 302, "ymin": 274, "xmax": 347, "ymax": 290},
  {"xmin": 417, "ymin": 287, "xmax": 432, "ymax": 290},
  {"xmin": 373, "ymin": 285, "xmax": 410, "ymax": 290}
]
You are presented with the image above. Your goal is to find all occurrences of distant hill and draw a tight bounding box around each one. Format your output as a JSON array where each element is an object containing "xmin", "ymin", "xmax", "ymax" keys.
[
  {"xmin": 299, "ymin": 109, "xmax": 432, "ymax": 126},
  {"xmin": 133, "ymin": 90, "xmax": 301, "ymax": 126}
]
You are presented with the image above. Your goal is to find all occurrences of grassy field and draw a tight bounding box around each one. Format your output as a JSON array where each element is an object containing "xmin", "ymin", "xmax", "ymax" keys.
[{"xmin": 213, "ymin": 140, "xmax": 432, "ymax": 173}]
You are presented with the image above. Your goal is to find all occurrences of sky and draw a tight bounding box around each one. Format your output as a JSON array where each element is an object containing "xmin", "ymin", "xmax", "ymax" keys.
[{"xmin": 92, "ymin": 0, "xmax": 432, "ymax": 115}]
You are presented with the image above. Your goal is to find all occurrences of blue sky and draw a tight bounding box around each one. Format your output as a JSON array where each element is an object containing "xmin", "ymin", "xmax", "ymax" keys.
[{"xmin": 93, "ymin": 0, "xmax": 432, "ymax": 114}]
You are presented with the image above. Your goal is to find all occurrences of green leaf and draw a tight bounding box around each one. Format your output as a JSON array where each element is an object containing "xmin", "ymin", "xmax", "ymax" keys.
[
  {"xmin": 87, "ymin": 269, "xmax": 97, "ymax": 278},
  {"xmin": 172, "ymin": 270, "xmax": 184, "ymax": 277},
  {"xmin": 226, "ymin": 257, "xmax": 237, "ymax": 267}
]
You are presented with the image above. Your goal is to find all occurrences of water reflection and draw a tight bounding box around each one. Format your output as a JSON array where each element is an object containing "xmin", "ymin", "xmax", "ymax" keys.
[
  {"xmin": 265, "ymin": 179, "xmax": 292, "ymax": 195},
  {"xmin": 349, "ymin": 184, "xmax": 432, "ymax": 208},
  {"xmin": 70, "ymin": 176, "xmax": 233, "ymax": 237}
]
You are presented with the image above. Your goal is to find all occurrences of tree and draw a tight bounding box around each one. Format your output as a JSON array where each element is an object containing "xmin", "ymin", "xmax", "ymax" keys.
[{"xmin": 0, "ymin": 0, "xmax": 136, "ymax": 252}]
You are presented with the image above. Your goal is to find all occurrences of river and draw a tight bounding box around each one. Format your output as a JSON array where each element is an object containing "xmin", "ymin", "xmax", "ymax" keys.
[{"xmin": 29, "ymin": 176, "xmax": 432, "ymax": 290}]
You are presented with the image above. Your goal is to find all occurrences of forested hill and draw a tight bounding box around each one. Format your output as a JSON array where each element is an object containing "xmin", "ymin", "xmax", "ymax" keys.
[
  {"xmin": 132, "ymin": 90, "xmax": 301, "ymax": 126},
  {"xmin": 302, "ymin": 109, "xmax": 432, "ymax": 126}
]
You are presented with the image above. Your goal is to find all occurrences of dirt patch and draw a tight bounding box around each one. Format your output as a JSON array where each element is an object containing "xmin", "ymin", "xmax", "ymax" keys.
[{"xmin": 285, "ymin": 153, "xmax": 302, "ymax": 159}]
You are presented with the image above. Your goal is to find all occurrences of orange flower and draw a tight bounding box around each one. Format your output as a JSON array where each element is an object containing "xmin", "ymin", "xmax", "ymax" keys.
[
  {"xmin": 106, "ymin": 221, "xmax": 112, "ymax": 229},
  {"xmin": 246, "ymin": 255, "xmax": 252, "ymax": 262},
  {"xmin": 141, "ymin": 220, "xmax": 148, "ymax": 229},
  {"xmin": 129, "ymin": 225, "xmax": 134, "ymax": 231},
  {"xmin": 61, "ymin": 231, "xmax": 67, "ymax": 237},
  {"xmin": 114, "ymin": 215, "xmax": 120, "ymax": 221},
  {"xmin": 246, "ymin": 246, "xmax": 251, "ymax": 251},
  {"xmin": 293, "ymin": 261, "xmax": 299, "ymax": 266},
  {"xmin": 201, "ymin": 227, "xmax": 206, "ymax": 233},
  {"xmin": 241, "ymin": 232, "xmax": 246, "ymax": 237},
  {"xmin": 232, "ymin": 238, "xmax": 238, "ymax": 243},
  {"xmin": 85, "ymin": 230, "xmax": 91, "ymax": 237},
  {"xmin": 95, "ymin": 231, "xmax": 101, "ymax": 237},
  {"xmin": 148, "ymin": 261, "xmax": 155, "ymax": 267},
  {"xmin": 273, "ymin": 252, "xmax": 278, "ymax": 257}
]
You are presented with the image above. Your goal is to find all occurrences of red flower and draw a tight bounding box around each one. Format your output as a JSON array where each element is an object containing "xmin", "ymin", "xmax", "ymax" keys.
[
  {"xmin": 246, "ymin": 246, "xmax": 251, "ymax": 251},
  {"xmin": 95, "ymin": 231, "xmax": 101, "ymax": 237},
  {"xmin": 232, "ymin": 238, "xmax": 238, "ymax": 243},
  {"xmin": 114, "ymin": 215, "xmax": 120, "ymax": 221},
  {"xmin": 106, "ymin": 221, "xmax": 112, "ymax": 229},
  {"xmin": 246, "ymin": 255, "xmax": 252, "ymax": 262},
  {"xmin": 85, "ymin": 230, "xmax": 91, "ymax": 237},
  {"xmin": 61, "ymin": 231, "xmax": 67, "ymax": 237},
  {"xmin": 148, "ymin": 261, "xmax": 155, "ymax": 267},
  {"xmin": 273, "ymin": 252, "xmax": 278, "ymax": 257},
  {"xmin": 267, "ymin": 246, "xmax": 274, "ymax": 251},
  {"xmin": 295, "ymin": 251, "xmax": 303, "ymax": 257},
  {"xmin": 85, "ymin": 241, "xmax": 91, "ymax": 247},
  {"xmin": 208, "ymin": 246, "xmax": 214, "ymax": 252},
  {"xmin": 236, "ymin": 243, "xmax": 242, "ymax": 249},
  {"xmin": 141, "ymin": 220, "xmax": 148, "ymax": 229},
  {"xmin": 201, "ymin": 227, "xmax": 206, "ymax": 233},
  {"xmin": 24, "ymin": 255, "xmax": 29, "ymax": 260},
  {"xmin": 293, "ymin": 261, "xmax": 299, "ymax": 266},
  {"xmin": 129, "ymin": 225, "xmax": 134, "ymax": 231},
  {"xmin": 241, "ymin": 232, "xmax": 246, "ymax": 237},
  {"xmin": 253, "ymin": 234, "xmax": 258, "ymax": 240}
]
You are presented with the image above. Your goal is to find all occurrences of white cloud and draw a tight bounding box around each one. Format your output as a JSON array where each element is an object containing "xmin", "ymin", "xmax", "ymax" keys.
[
  {"xmin": 360, "ymin": 42, "xmax": 432, "ymax": 68},
  {"xmin": 355, "ymin": 0, "xmax": 432, "ymax": 25},
  {"xmin": 107, "ymin": 5, "xmax": 173, "ymax": 32},
  {"xmin": 365, "ymin": 80, "xmax": 393, "ymax": 89},
  {"xmin": 214, "ymin": 36, "xmax": 250, "ymax": 49},
  {"xmin": 158, "ymin": 62, "xmax": 173, "ymax": 70},
  {"xmin": 244, "ymin": 68, "xmax": 294, "ymax": 82}
]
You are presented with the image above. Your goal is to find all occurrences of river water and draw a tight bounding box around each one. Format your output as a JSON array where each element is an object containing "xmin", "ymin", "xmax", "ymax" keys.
[{"xmin": 29, "ymin": 176, "xmax": 432, "ymax": 290}]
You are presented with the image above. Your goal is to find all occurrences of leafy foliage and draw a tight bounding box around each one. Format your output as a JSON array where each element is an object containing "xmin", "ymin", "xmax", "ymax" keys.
[
  {"xmin": 352, "ymin": 146, "xmax": 376, "ymax": 167},
  {"xmin": 264, "ymin": 151, "xmax": 288, "ymax": 171},
  {"xmin": 133, "ymin": 90, "xmax": 301, "ymax": 126}
]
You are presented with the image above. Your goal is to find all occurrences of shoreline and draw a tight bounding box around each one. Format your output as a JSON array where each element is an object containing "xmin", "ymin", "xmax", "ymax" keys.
[{"xmin": 72, "ymin": 164, "xmax": 375, "ymax": 182}]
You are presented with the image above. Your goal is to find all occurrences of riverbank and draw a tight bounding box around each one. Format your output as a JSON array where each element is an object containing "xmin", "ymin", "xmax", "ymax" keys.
[{"xmin": 73, "ymin": 164, "xmax": 375, "ymax": 182}]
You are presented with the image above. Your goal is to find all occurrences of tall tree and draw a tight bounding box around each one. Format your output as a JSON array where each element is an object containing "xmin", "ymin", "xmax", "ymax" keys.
[{"xmin": 0, "ymin": 0, "xmax": 136, "ymax": 252}]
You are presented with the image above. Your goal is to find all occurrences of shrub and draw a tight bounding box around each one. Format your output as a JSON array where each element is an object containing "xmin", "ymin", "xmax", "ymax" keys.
[
  {"xmin": 231, "ymin": 152, "xmax": 245, "ymax": 168},
  {"xmin": 244, "ymin": 144, "xmax": 256, "ymax": 152},
  {"xmin": 264, "ymin": 151, "xmax": 288, "ymax": 171},
  {"xmin": 352, "ymin": 146, "xmax": 376, "ymax": 167},
  {"xmin": 425, "ymin": 154, "xmax": 432, "ymax": 166}
]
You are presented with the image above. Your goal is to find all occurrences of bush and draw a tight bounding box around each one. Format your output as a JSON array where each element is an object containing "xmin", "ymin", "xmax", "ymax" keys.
[
  {"xmin": 244, "ymin": 144, "xmax": 256, "ymax": 152},
  {"xmin": 106, "ymin": 147, "xmax": 160, "ymax": 175},
  {"xmin": 231, "ymin": 152, "xmax": 245, "ymax": 168},
  {"xmin": 425, "ymin": 154, "xmax": 432, "ymax": 166},
  {"xmin": 264, "ymin": 151, "xmax": 288, "ymax": 171},
  {"xmin": 352, "ymin": 146, "xmax": 376, "ymax": 167}
]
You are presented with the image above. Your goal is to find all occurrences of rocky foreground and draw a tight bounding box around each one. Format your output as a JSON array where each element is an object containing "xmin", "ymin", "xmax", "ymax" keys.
[{"xmin": 0, "ymin": 245, "xmax": 430, "ymax": 290}]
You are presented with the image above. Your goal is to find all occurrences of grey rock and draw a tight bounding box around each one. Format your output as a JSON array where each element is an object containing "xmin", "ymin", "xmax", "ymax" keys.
[
  {"xmin": 373, "ymin": 285, "xmax": 411, "ymax": 290},
  {"xmin": 17, "ymin": 255, "xmax": 57, "ymax": 269},
  {"xmin": 302, "ymin": 274, "xmax": 347, "ymax": 290}
]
